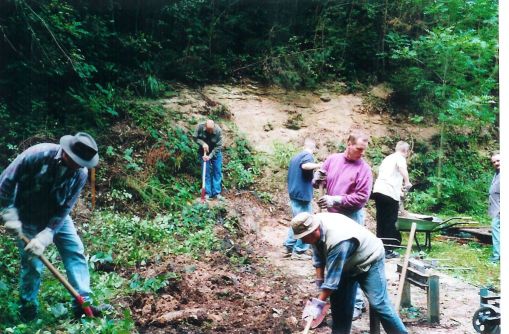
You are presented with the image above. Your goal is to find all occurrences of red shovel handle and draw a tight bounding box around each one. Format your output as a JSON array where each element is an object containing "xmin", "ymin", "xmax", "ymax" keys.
[
  {"xmin": 20, "ymin": 234, "xmax": 94, "ymax": 317},
  {"xmin": 76, "ymin": 295, "xmax": 94, "ymax": 317}
]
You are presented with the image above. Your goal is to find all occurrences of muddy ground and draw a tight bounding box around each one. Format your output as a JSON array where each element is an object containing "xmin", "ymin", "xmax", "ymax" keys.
[{"xmin": 125, "ymin": 84, "xmax": 481, "ymax": 333}]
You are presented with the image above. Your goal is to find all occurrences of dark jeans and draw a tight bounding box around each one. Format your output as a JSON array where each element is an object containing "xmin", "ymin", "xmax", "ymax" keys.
[
  {"xmin": 373, "ymin": 192, "xmax": 401, "ymax": 250},
  {"xmin": 330, "ymin": 259, "xmax": 408, "ymax": 334}
]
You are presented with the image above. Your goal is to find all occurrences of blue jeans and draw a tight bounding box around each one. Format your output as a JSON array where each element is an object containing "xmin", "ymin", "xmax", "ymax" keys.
[
  {"xmin": 18, "ymin": 216, "xmax": 92, "ymax": 309},
  {"xmin": 330, "ymin": 258, "xmax": 407, "ymax": 334},
  {"xmin": 492, "ymin": 216, "xmax": 500, "ymax": 259},
  {"xmin": 283, "ymin": 199, "xmax": 312, "ymax": 253},
  {"xmin": 343, "ymin": 209, "xmax": 365, "ymax": 310},
  {"xmin": 201, "ymin": 151, "xmax": 223, "ymax": 197}
]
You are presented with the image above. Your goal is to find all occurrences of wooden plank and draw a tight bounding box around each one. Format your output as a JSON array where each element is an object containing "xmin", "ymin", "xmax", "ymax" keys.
[
  {"xmin": 395, "ymin": 222, "xmax": 417, "ymax": 313},
  {"xmin": 427, "ymin": 275, "xmax": 440, "ymax": 324},
  {"xmin": 401, "ymin": 280, "xmax": 412, "ymax": 308},
  {"xmin": 396, "ymin": 265, "xmax": 429, "ymax": 289}
]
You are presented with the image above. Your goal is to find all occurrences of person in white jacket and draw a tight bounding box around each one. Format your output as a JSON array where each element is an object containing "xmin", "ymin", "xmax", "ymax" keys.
[{"xmin": 372, "ymin": 141, "xmax": 412, "ymax": 259}]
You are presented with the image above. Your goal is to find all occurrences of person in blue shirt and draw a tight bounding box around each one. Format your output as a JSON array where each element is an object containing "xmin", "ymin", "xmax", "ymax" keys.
[
  {"xmin": 283, "ymin": 138, "xmax": 321, "ymax": 259},
  {"xmin": 0, "ymin": 132, "xmax": 110, "ymax": 321}
]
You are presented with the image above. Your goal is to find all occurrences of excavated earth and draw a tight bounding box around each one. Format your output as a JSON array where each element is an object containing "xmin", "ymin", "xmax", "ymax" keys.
[{"xmin": 110, "ymin": 84, "xmax": 482, "ymax": 333}]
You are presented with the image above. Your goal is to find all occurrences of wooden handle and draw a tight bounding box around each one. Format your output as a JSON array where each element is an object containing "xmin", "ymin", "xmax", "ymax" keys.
[
  {"xmin": 318, "ymin": 184, "xmax": 324, "ymax": 213},
  {"xmin": 395, "ymin": 222, "xmax": 417, "ymax": 313},
  {"xmin": 302, "ymin": 316, "xmax": 313, "ymax": 334},
  {"xmin": 202, "ymin": 156, "xmax": 207, "ymax": 188},
  {"xmin": 90, "ymin": 168, "xmax": 96, "ymax": 211},
  {"xmin": 20, "ymin": 235, "xmax": 81, "ymax": 299}
]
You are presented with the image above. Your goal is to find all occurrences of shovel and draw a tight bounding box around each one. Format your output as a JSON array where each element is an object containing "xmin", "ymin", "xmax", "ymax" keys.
[
  {"xmin": 201, "ymin": 154, "xmax": 208, "ymax": 203},
  {"xmin": 301, "ymin": 300, "xmax": 330, "ymax": 333},
  {"xmin": 19, "ymin": 234, "xmax": 94, "ymax": 317}
]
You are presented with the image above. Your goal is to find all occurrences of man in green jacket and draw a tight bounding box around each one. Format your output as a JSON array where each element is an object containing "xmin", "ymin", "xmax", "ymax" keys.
[{"xmin": 194, "ymin": 119, "xmax": 224, "ymax": 200}]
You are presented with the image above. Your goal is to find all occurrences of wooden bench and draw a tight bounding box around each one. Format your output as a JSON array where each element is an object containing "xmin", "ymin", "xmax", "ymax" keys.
[{"xmin": 397, "ymin": 259, "xmax": 440, "ymax": 324}]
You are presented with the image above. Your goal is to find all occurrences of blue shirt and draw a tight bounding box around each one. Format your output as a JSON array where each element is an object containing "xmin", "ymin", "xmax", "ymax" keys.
[
  {"xmin": 0, "ymin": 143, "xmax": 88, "ymax": 231},
  {"xmin": 287, "ymin": 151, "xmax": 314, "ymax": 201}
]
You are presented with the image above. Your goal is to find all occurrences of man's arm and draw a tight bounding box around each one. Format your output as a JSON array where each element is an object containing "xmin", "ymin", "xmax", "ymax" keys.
[
  {"xmin": 47, "ymin": 170, "xmax": 88, "ymax": 231},
  {"xmin": 302, "ymin": 162, "xmax": 321, "ymax": 170},
  {"xmin": 397, "ymin": 160, "xmax": 411, "ymax": 187},
  {"xmin": 193, "ymin": 125, "xmax": 207, "ymax": 150},
  {"xmin": 316, "ymin": 239, "xmax": 358, "ymax": 301},
  {"xmin": 208, "ymin": 127, "xmax": 223, "ymax": 159},
  {"xmin": 312, "ymin": 157, "xmax": 330, "ymax": 189},
  {"xmin": 0, "ymin": 154, "xmax": 27, "ymax": 209}
]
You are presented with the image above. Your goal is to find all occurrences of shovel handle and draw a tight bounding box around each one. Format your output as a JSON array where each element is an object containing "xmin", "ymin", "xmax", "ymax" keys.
[
  {"xmin": 20, "ymin": 234, "xmax": 94, "ymax": 317},
  {"xmin": 318, "ymin": 184, "xmax": 324, "ymax": 213},
  {"xmin": 201, "ymin": 154, "xmax": 208, "ymax": 202},
  {"xmin": 302, "ymin": 316, "xmax": 313, "ymax": 334}
]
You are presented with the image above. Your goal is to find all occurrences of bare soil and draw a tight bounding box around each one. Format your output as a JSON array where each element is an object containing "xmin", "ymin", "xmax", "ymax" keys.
[{"xmin": 128, "ymin": 84, "xmax": 480, "ymax": 333}]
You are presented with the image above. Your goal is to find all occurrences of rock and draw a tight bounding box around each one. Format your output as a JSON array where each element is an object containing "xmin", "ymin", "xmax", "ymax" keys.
[{"xmin": 320, "ymin": 95, "xmax": 331, "ymax": 102}]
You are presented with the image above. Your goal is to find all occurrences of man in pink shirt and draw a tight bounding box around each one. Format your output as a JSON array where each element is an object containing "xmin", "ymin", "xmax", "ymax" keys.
[{"xmin": 313, "ymin": 131, "xmax": 373, "ymax": 320}]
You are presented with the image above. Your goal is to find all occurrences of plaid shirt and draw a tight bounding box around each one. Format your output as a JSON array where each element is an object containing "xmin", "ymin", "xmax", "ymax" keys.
[
  {"xmin": 312, "ymin": 227, "xmax": 358, "ymax": 290},
  {"xmin": 0, "ymin": 143, "xmax": 88, "ymax": 231}
]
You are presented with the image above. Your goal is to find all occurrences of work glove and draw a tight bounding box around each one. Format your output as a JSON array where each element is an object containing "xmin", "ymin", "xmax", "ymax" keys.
[
  {"xmin": 312, "ymin": 170, "xmax": 327, "ymax": 185},
  {"xmin": 2, "ymin": 208, "xmax": 23, "ymax": 237},
  {"xmin": 317, "ymin": 195, "xmax": 343, "ymax": 209},
  {"xmin": 302, "ymin": 298, "xmax": 326, "ymax": 319},
  {"xmin": 402, "ymin": 183, "xmax": 413, "ymax": 192},
  {"xmin": 202, "ymin": 144, "xmax": 209, "ymax": 154},
  {"xmin": 25, "ymin": 227, "xmax": 54, "ymax": 256}
]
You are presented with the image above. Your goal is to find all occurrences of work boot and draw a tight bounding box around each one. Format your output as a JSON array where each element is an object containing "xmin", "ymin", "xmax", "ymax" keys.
[
  {"xmin": 352, "ymin": 307, "xmax": 363, "ymax": 321},
  {"xmin": 385, "ymin": 250, "xmax": 400, "ymax": 259},
  {"xmin": 282, "ymin": 247, "xmax": 293, "ymax": 258},
  {"xmin": 291, "ymin": 252, "xmax": 312, "ymax": 261},
  {"xmin": 74, "ymin": 303, "xmax": 113, "ymax": 318},
  {"xmin": 19, "ymin": 301, "xmax": 38, "ymax": 322}
]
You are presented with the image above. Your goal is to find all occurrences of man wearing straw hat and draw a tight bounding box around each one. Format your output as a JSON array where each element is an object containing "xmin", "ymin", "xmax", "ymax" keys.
[{"xmin": 0, "ymin": 132, "xmax": 110, "ymax": 321}]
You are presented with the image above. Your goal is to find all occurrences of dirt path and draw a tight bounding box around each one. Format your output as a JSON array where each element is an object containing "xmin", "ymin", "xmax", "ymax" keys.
[
  {"xmin": 208, "ymin": 84, "xmax": 480, "ymax": 333},
  {"xmin": 162, "ymin": 84, "xmax": 481, "ymax": 333}
]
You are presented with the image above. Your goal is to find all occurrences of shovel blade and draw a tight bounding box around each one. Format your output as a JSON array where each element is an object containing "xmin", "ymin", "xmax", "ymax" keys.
[{"xmin": 301, "ymin": 300, "xmax": 330, "ymax": 329}]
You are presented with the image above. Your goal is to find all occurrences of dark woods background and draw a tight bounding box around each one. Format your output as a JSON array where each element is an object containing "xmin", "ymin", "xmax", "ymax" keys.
[{"xmin": 0, "ymin": 0, "xmax": 499, "ymax": 214}]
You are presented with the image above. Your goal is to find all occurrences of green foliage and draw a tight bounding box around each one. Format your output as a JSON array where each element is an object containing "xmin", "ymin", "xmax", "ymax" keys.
[
  {"xmin": 272, "ymin": 141, "xmax": 299, "ymax": 169},
  {"xmin": 405, "ymin": 136, "xmax": 493, "ymax": 217},
  {"xmin": 128, "ymin": 272, "xmax": 179, "ymax": 294},
  {"xmin": 224, "ymin": 135, "xmax": 263, "ymax": 190}
]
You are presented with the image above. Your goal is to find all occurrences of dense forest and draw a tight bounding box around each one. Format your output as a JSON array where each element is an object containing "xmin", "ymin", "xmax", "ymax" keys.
[
  {"xmin": 0, "ymin": 0, "xmax": 499, "ymax": 214},
  {"xmin": 0, "ymin": 1, "xmax": 500, "ymax": 333}
]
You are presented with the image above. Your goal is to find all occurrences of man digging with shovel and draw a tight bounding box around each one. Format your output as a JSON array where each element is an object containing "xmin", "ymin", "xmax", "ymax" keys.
[
  {"xmin": 0, "ymin": 132, "xmax": 111, "ymax": 321},
  {"xmin": 194, "ymin": 119, "xmax": 224, "ymax": 201},
  {"xmin": 292, "ymin": 212, "xmax": 407, "ymax": 334}
]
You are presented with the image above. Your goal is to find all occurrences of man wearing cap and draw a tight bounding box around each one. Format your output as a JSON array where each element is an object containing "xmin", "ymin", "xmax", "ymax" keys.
[
  {"xmin": 194, "ymin": 119, "xmax": 224, "ymax": 200},
  {"xmin": 292, "ymin": 212, "xmax": 407, "ymax": 334},
  {"xmin": 0, "ymin": 132, "xmax": 109, "ymax": 321}
]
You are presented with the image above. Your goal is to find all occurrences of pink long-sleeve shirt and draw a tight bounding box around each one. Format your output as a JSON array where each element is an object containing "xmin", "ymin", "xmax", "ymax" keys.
[{"xmin": 321, "ymin": 153, "xmax": 373, "ymax": 214}]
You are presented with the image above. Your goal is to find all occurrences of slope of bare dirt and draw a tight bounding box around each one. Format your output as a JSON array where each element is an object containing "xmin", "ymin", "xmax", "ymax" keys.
[{"xmin": 156, "ymin": 84, "xmax": 481, "ymax": 333}]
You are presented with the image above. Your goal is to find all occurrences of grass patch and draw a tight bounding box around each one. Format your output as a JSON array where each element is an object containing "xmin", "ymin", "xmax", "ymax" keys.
[{"xmin": 399, "ymin": 233, "xmax": 500, "ymax": 291}]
